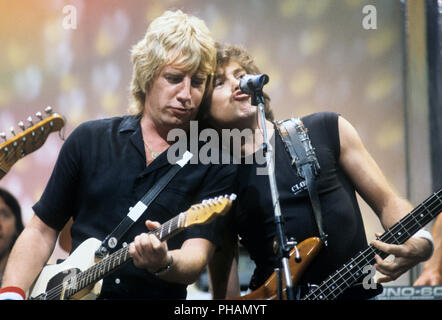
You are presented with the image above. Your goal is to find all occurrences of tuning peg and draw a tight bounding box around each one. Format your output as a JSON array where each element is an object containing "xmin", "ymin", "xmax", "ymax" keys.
[
  {"xmin": 27, "ymin": 116, "xmax": 34, "ymax": 126},
  {"xmin": 35, "ymin": 111, "xmax": 43, "ymax": 121},
  {"xmin": 0, "ymin": 132, "xmax": 6, "ymax": 142},
  {"xmin": 45, "ymin": 106, "xmax": 53, "ymax": 115},
  {"xmin": 229, "ymin": 194, "xmax": 237, "ymax": 201},
  {"xmin": 18, "ymin": 121, "xmax": 26, "ymax": 131},
  {"xmin": 10, "ymin": 127, "xmax": 16, "ymax": 136}
]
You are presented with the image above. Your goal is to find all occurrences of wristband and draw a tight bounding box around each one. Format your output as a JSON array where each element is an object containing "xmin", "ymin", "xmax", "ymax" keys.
[
  {"xmin": 412, "ymin": 229, "xmax": 434, "ymax": 253},
  {"xmin": 154, "ymin": 254, "xmax": 173, "ymax": 276},
  {"xmin": 0, "ymin": 286, "xmax": 26, "ymax": 300}
]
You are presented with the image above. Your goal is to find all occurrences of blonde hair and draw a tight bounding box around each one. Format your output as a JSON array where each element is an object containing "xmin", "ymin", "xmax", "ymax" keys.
[{"xmin": 128, "ymin": 10, "xmax": 216, "ymax": 116}]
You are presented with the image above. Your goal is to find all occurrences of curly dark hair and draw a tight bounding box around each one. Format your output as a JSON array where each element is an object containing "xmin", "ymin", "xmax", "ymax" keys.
[
  {"xmin": 198, "ymin": 42, "xmax": 274, "ymax": 123},
  {"xmin": 0, "ymin": 188, "xmax": 24, "ymax": 245}
]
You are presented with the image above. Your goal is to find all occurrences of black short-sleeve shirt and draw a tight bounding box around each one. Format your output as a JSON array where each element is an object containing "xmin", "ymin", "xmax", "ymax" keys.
[
  {"xmin": 33, "ymin": 115, "xmax": 237, "ymax": 299},
  {"xmin": 234, "ymin": 112, "xmax": 369, "ymax": 294}
]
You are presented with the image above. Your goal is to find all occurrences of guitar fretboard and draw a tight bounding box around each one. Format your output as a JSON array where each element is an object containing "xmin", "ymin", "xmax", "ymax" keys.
[
  {"xmin": 65, "ymin": 213, "xmax": 184, "ymax": 299},
  {"xmin": 37, "ymin": 212, "xmax": 185, "ymax": 300},
  {"xmin": 302, "ymin": 189, "xmax": 442, "ymax": 300}
]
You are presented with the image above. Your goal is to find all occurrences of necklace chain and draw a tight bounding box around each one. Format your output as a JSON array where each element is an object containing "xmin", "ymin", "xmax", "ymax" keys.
[{"xmin": 144, "ymin": 140, "xmax": 161, "ymax": 159}]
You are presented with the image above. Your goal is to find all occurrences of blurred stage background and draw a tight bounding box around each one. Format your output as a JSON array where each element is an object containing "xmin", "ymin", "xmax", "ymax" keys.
[{"xmin": 0, "ymin": 0, "xmax": 440, "ymax": 298}]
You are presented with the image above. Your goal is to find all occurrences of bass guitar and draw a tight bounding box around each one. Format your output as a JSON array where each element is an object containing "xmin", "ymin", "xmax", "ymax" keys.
[
  {"xmin": 29, "ymin": 194, "xmax": 236, "ymax": 300},
  {"xmin": 235, "ymin": 188, "xmax": 441, "ymax": 300},
  {"xmin": 0, "ymin": 107, "xmax": 65, "ymax": 179}
]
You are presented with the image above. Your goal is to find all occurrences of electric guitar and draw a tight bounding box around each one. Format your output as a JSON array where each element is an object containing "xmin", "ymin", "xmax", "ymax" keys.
[
  {"xmin": 29, "ymin": 194, "xmax": 236, "ymax": 300},
  {"xmin": 235, "ymin": 188, "xmax": 442, "ymax": 300},
  {"xmin": 0, "ymin": 107, "xmax": 65, "ymax": 179}
]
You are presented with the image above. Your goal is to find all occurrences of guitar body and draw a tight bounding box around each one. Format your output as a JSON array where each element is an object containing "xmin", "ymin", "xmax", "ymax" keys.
[
  {"xmin": 29, "ymin": 238, "xmax": 103, "ymax": 300},
  {"xmin": 27, "ymin": 195, "xmax": 235, "ymax": 300},
  {"xmin": 233, "ymin": 189, "xmax": 441, "ymax": 300},
  {"xmin": 234, "ymin": 237, "xmax": 322, "ymax": 300}
]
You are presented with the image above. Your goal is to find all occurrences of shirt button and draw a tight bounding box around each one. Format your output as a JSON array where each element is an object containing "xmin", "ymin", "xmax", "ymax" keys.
[{"xmin": 115, "ymin": 278, "xmax": 120, "ymax": 285}]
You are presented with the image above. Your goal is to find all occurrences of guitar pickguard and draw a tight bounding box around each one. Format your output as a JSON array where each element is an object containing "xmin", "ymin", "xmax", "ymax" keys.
[
  {"xmin": 29, "ymin": 238, "xmax": 103, "ymax": 300},
  {"xmin": 50, "ymin": 268, "xmax": 81, "ymax": 298}
]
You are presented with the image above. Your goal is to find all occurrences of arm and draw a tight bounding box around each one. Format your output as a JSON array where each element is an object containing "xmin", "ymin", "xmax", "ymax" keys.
[
  {"xmin": 1, "ymin": 214, "xmax": 58, "ymax": 294},
  {"xmin": 207, "ymin": 232, "xmax": 241, "ymax": 299},
  {"xmin": 413, "ymin": 215, "xmax": 442, "ymax": 285},
  {"xmin": 129, "ymin": 220, "xmax": 216, "ymax": 285},
  {"xmin": 338, "ymin": 116, "xmax": 433, "ymax": 282},
  {"xmin": 338, "ymin": 116, "xmax": 412, "ymax": 228}
]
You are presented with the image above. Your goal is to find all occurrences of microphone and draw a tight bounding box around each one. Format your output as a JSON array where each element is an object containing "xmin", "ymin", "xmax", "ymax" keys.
[{"xmin": 239, "ymin": 74, "xmax": 269, "ymax": 95}]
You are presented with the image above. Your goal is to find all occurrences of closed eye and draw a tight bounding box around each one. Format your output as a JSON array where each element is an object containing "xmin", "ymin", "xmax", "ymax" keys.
[
  {"xmin": 191, "ymin": 76, "xmax": 205, "ymax": 88},
  {"xmin": 214, "ymin": 80, "xmax": 223, "ymax": 87},
  {"xmin": 213, "ymin": 76, "xmax": 225, "ymax": 87},
  {"xmin": 235, "ymin": 72, "xmax": 246, "ymax": 80},
  {"xmin": 164, "ymin": 73, "xmax": 183, "ymax": 84}
]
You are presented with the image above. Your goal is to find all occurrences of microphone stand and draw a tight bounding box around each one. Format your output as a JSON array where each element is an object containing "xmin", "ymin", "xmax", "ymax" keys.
[{"xmin": 253, "ymin": 92, "xmax": 297, "ymax": 300}]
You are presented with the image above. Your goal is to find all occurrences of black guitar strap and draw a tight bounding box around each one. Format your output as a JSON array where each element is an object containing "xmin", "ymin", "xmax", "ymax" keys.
[
  {"xmin": 276, "ymin": 118, "xmax": 328, "ymax": 246},
  {"xmin": 95, "ymin": 151, "xmax": 193, "ymax": 258}
]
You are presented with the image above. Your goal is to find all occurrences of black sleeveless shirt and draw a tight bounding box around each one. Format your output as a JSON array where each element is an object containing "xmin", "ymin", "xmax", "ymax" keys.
[{"xmin": 233, "ymin": 112, "xmax": 369, "ymax": 292}]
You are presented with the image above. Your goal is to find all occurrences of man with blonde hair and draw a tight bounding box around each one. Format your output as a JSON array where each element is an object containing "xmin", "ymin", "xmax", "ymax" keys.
[{"xmin": 0, "ymin": 10, "xmax": 236, "ymax": 300}]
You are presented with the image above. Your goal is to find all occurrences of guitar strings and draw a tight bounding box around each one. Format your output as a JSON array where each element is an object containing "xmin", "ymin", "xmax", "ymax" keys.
[
  {"xmin": 304, "ymin": 214, "xmax": 440, "ymax": 298},
  {"xmin": 305, "ymin": 195, "xmax": 441, "ymax": 300},
  {"xmin": 38, "ymin": 212, "xmax": 183, "ymax": 300},
  {"xmin": 306, "ymin": 196, "xmax": 441, "ymax": 300},
  {"xmin": 2, "ymin": 124, "xmax": 47, "ymax": 168},
  {"xmin": 41, "ymin": 246, "xmax": 129, "ymax": 300},
  {"xmin": 303, "ymin": 191, "xmax": 441, "ymax": 300}
]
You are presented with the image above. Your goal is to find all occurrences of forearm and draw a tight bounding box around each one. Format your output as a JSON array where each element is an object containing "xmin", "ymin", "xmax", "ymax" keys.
[
  {"xmin": 2, "ymin": 218, "xmax": 57, "ymax": 293},
  {"xmin": 208, "ymin": 233, "xmax": 240, "ymax": 299},
  {"xmin": 422, "ymin": 217, "xmax": 442, "ymax": 271},
  {"xmin": 421, "ymin": 247, "xmax": 442, "ymax": 275},
  {"xmin": 209, "ymin": 254, "xmax": 240, "ymax": 299},
  {"xmin": 157, "ymin": 250, "xmax": 205, "ymax": 284},
  {"xmin": 156, "ymin": 239, "xmax": 215, "ymax": 285},
  {"xmin": 378, "ymin": 195, "xmax": 414, "ymax": 230}
]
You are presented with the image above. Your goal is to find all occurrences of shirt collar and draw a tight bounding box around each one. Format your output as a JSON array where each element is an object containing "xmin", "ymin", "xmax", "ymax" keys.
[{"xmin": 119, "ymin": 115, "xmax": 140, "ymax": 133}]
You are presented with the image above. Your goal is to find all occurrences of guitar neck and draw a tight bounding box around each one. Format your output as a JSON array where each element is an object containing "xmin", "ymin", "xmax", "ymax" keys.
[
  {"xmin": 302, "ymin": 189, "xmax": 442, "ymax": 300},
  {"xmin": 64, "ymin": 213, "xmax": 185, "ymax": 299}
]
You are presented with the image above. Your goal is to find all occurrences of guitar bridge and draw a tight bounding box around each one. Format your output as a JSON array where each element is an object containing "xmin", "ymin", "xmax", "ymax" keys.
[{"xmin": 30, "ymin": 292, "xmax": 47, "ymax": 300}]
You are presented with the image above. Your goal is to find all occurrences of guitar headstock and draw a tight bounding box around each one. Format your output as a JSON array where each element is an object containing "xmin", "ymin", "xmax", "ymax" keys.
[
  {"xmin": 0, "ymin": 107, "xmax": 65, "ymax": 179},
  {"xmin": 182, "ymin": 194, "xmax": 237, "ymax": 228}
]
